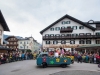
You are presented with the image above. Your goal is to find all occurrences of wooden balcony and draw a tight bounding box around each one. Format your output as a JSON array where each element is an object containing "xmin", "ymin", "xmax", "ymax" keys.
[
  {"xmin": 6, "ymin": 44, "xmax": 18, "ymax": 46},
  {"xmin": 60, "ymin": 27, "xmax": 73, "ymax": 33},
  {"xmin": 8, "ymin": 40, "xmax": 18, "ymax": 42},
  {"xmin": 43, "ymin": 35, "xmax": 100, "ymax": 40}
]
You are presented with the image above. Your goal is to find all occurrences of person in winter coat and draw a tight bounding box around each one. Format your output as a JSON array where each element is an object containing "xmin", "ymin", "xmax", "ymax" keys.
[{"xmin": 77, "ymin": 54, "xmax": 82, "ymax": 63}]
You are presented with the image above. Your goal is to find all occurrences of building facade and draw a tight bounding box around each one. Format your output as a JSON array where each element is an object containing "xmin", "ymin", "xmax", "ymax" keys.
[
  {"xmin": 5, "ymin": 36, "xmax": 18, "ymax": 50},
  {"xmin": 40, "ymin": 14, "xmax": 100, "ymax": 51},
  {"xmin": 0, "ymin": 10, "xmax": 10, "ymax": 45},
  {"xmin": 18, "ymin": 37, "xmax": 34, "ymax": 52},
  {"xmin": 18, "ymin": 37, "xmax": 40, "ymax": 53},
  {"xmin": 0, "ymin": 10, "xmax": 10, "ymax": 53},
  {"xmin": 33, "ymin": 39, "xmax": 41, "ymax": 53}
]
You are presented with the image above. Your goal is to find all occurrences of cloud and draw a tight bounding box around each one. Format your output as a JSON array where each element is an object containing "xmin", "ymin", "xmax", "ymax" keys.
[{"xmin": 4, "ymin": 11, "xmax": 44, "ymax": 43}]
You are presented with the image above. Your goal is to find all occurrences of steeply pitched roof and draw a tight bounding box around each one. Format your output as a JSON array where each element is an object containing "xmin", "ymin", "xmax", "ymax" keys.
[
  {"xmin": 40, "ymin": 14, "xmax": 96, "ymax": 34},
  {"xmin": 0, "ymin": 10, "xmax": 10, "ymax": 31}
]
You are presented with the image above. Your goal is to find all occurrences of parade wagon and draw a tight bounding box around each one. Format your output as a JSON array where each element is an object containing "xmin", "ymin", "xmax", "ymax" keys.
[{"xmin": 36, "ymin": 52, "xmax": 71, "ymax": 68}]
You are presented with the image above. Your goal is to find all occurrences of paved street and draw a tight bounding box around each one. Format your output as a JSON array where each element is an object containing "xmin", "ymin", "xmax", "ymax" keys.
[{"xmin": 0, "ymin": 60, "xmax": 100, "ymax": 75}]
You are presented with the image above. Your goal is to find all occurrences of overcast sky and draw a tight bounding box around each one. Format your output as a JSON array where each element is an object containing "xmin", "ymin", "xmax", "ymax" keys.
[{"xmin": 0, "ymin": 0, "xmax": 100, "ymax": 44}]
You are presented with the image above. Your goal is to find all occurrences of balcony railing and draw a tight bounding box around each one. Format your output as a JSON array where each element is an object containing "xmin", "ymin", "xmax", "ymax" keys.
[
  {"xmin": 6, "ymin": 44, "xmax": 18, "ymax": 46},
  {"xmin": 43, "ymin": 35, "xmax": 100, "ymax": 40},
  {"xmin": 8, "ymin": 40, "xmax": 18, "ymax": 42},
  {"xmin": 60, "ymin": 27, "xmax": 73, "ymax": 33}
]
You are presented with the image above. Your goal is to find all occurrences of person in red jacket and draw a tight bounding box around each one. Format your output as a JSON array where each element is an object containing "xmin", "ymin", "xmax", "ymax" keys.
[{"xmin": 96, "ymin": 53, "xmax": 100, "ymax": 64}]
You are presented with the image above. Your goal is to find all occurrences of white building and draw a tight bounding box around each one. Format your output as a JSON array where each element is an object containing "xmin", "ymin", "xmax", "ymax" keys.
[
  {"xmin": 33, "ymin": 39, "xmax": 41, "ymax": 53},
  {"xmin": 0, "ymin": 10, "xmax": 10, "ymax": 45},
  {"xmin": 40, "ymin": 14, "xmax": 100, "ymax": 51},
  {"xmin": 18, "ymin": 37, "xmax": 34, "ymax": 52},
  {"xmin": 18, "ymin": 37, "xmax": 40, "ymax": 53}
]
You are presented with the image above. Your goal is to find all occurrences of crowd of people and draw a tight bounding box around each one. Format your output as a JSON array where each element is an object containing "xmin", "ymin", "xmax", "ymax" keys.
[
  {"xmin": 0, "ymin": 48, "xmax": 100, "ymax": 65},
  {"xmin": 74, "ymin": 52, "xmax": 100, "ymax": 64},
  {"xmin": 0, "ymin": 51, "xmax": 38, "ymax": 65},
  {"xmin": 44, "ymin": 47, "xmax": 100, "ymax": 64}
]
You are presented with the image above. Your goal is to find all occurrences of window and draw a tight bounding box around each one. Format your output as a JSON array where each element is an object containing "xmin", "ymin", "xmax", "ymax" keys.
[
  {"xmin": 61, "ymin": 34, "xmax": 65, "ymax": 37},
  {"xmin": 10, "ymin": 42, "xmax": 12, "ymax": 44},
  {"xmin": 14, "ymin": 42, "xmax": 16, "ymax": 44},
  {"xmin": 70, "ymin": 40, "xmax": 75, "ymax": 44},
  {"xmin": 79, "ymin": 26, "xmax": 84, "ymax": 29},
  {"xmin": 72, "ymin": 34, "xmax": 74, "ymax": 37},
  {"xmin": 96, "ymin": 32, "xmax": 100, "ymax": 36},
  {"xmin": 79, "ymin": 33, "xmax": 84, "ymax": 35},
  {"xmin": 50, "ymin": 28, "xmax": 54, "ymax": 31},
  {"xmin": 53, "ymin": 41, "xmax": 58, "ymax": 44},
  {"xmin": 86, "ymin": 33, "xmax": 91, "ymax": 35},
  {"xmin": 72, "ymin": 26, "xmax": 77, "ymax": 30},
  {"xmin": 67, "ymin": 26, "xmax": 71, "ymax": 28},
  {"xmin": 61, "ymin": 40, "xmax": 66, "ymax": 44},
  {"xmin": 24, "ymin": 42, "xmax": 26, "ymax": 44},
  {"xmin": 14, "ymin": 38, "xmax": 16, "ymax": 40},
  {"xmin": 46, "ymin": 41, "xmax": 50, "ymax": 44},
  {"xmin": 67, "ymin": 34, "xmax": 71, "ymax": 37},
  {"xmin": 65, "ymin": 21, "xmax": 70, "ymax": 24},
  {"xmin": 61, "ymin": 26, "xmax": 65, "ymax": 29},
  {"xmin": 96, "ymin": 40, "xmax": 100, "ymax": 44},
  {"xmin": 62, "ymin": 21, "xmax": 70, "ymax": 24},
  {"xmin": 62, "ymin": 21, "xmax": 65, "ymax": 24},
  {"xmin": 55, "ymin": 27, "xmax": 60, "ymax": 31},
  {"xmin": 79, "ymin": 40, "xmax": 85, "ymax": 44},
  {"xmin": 72, "ymin": 34, "xmax": 78, "ymax": 37},
  {"xmin": 50, "ymin": 34, "xmax": 54, "ymax": 37},
  {"xmin": 76, "ymin": 34, "xmax": 78, "ymax": 36},
  {"xmin": 27, "ymin": 46, "xmax": 28, "ymax": 48},
  {"xmin": 41, "ymin": 54, "xmax": 48, "ymax": 57},
  {"xmin": 11, "ymin": 38, "xmax": 14, "ymax": 40},
  {"xmin": 55, "ymin": 34, "xmax": 60, "ymax": 36},
  {"xmin": 20, "ymin": 46, "xmax": 23, "ymax": 48},
  {"xmin": 86, "ymin": 40, "xmax": 91, "ymax": 44},
  {"xmin": 27, "ymin": 42, "xmax": 28, "ymax": 44},
  {"xmin": 45, "ymin": 34, "xmax": 49, "ymax": 36}
]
